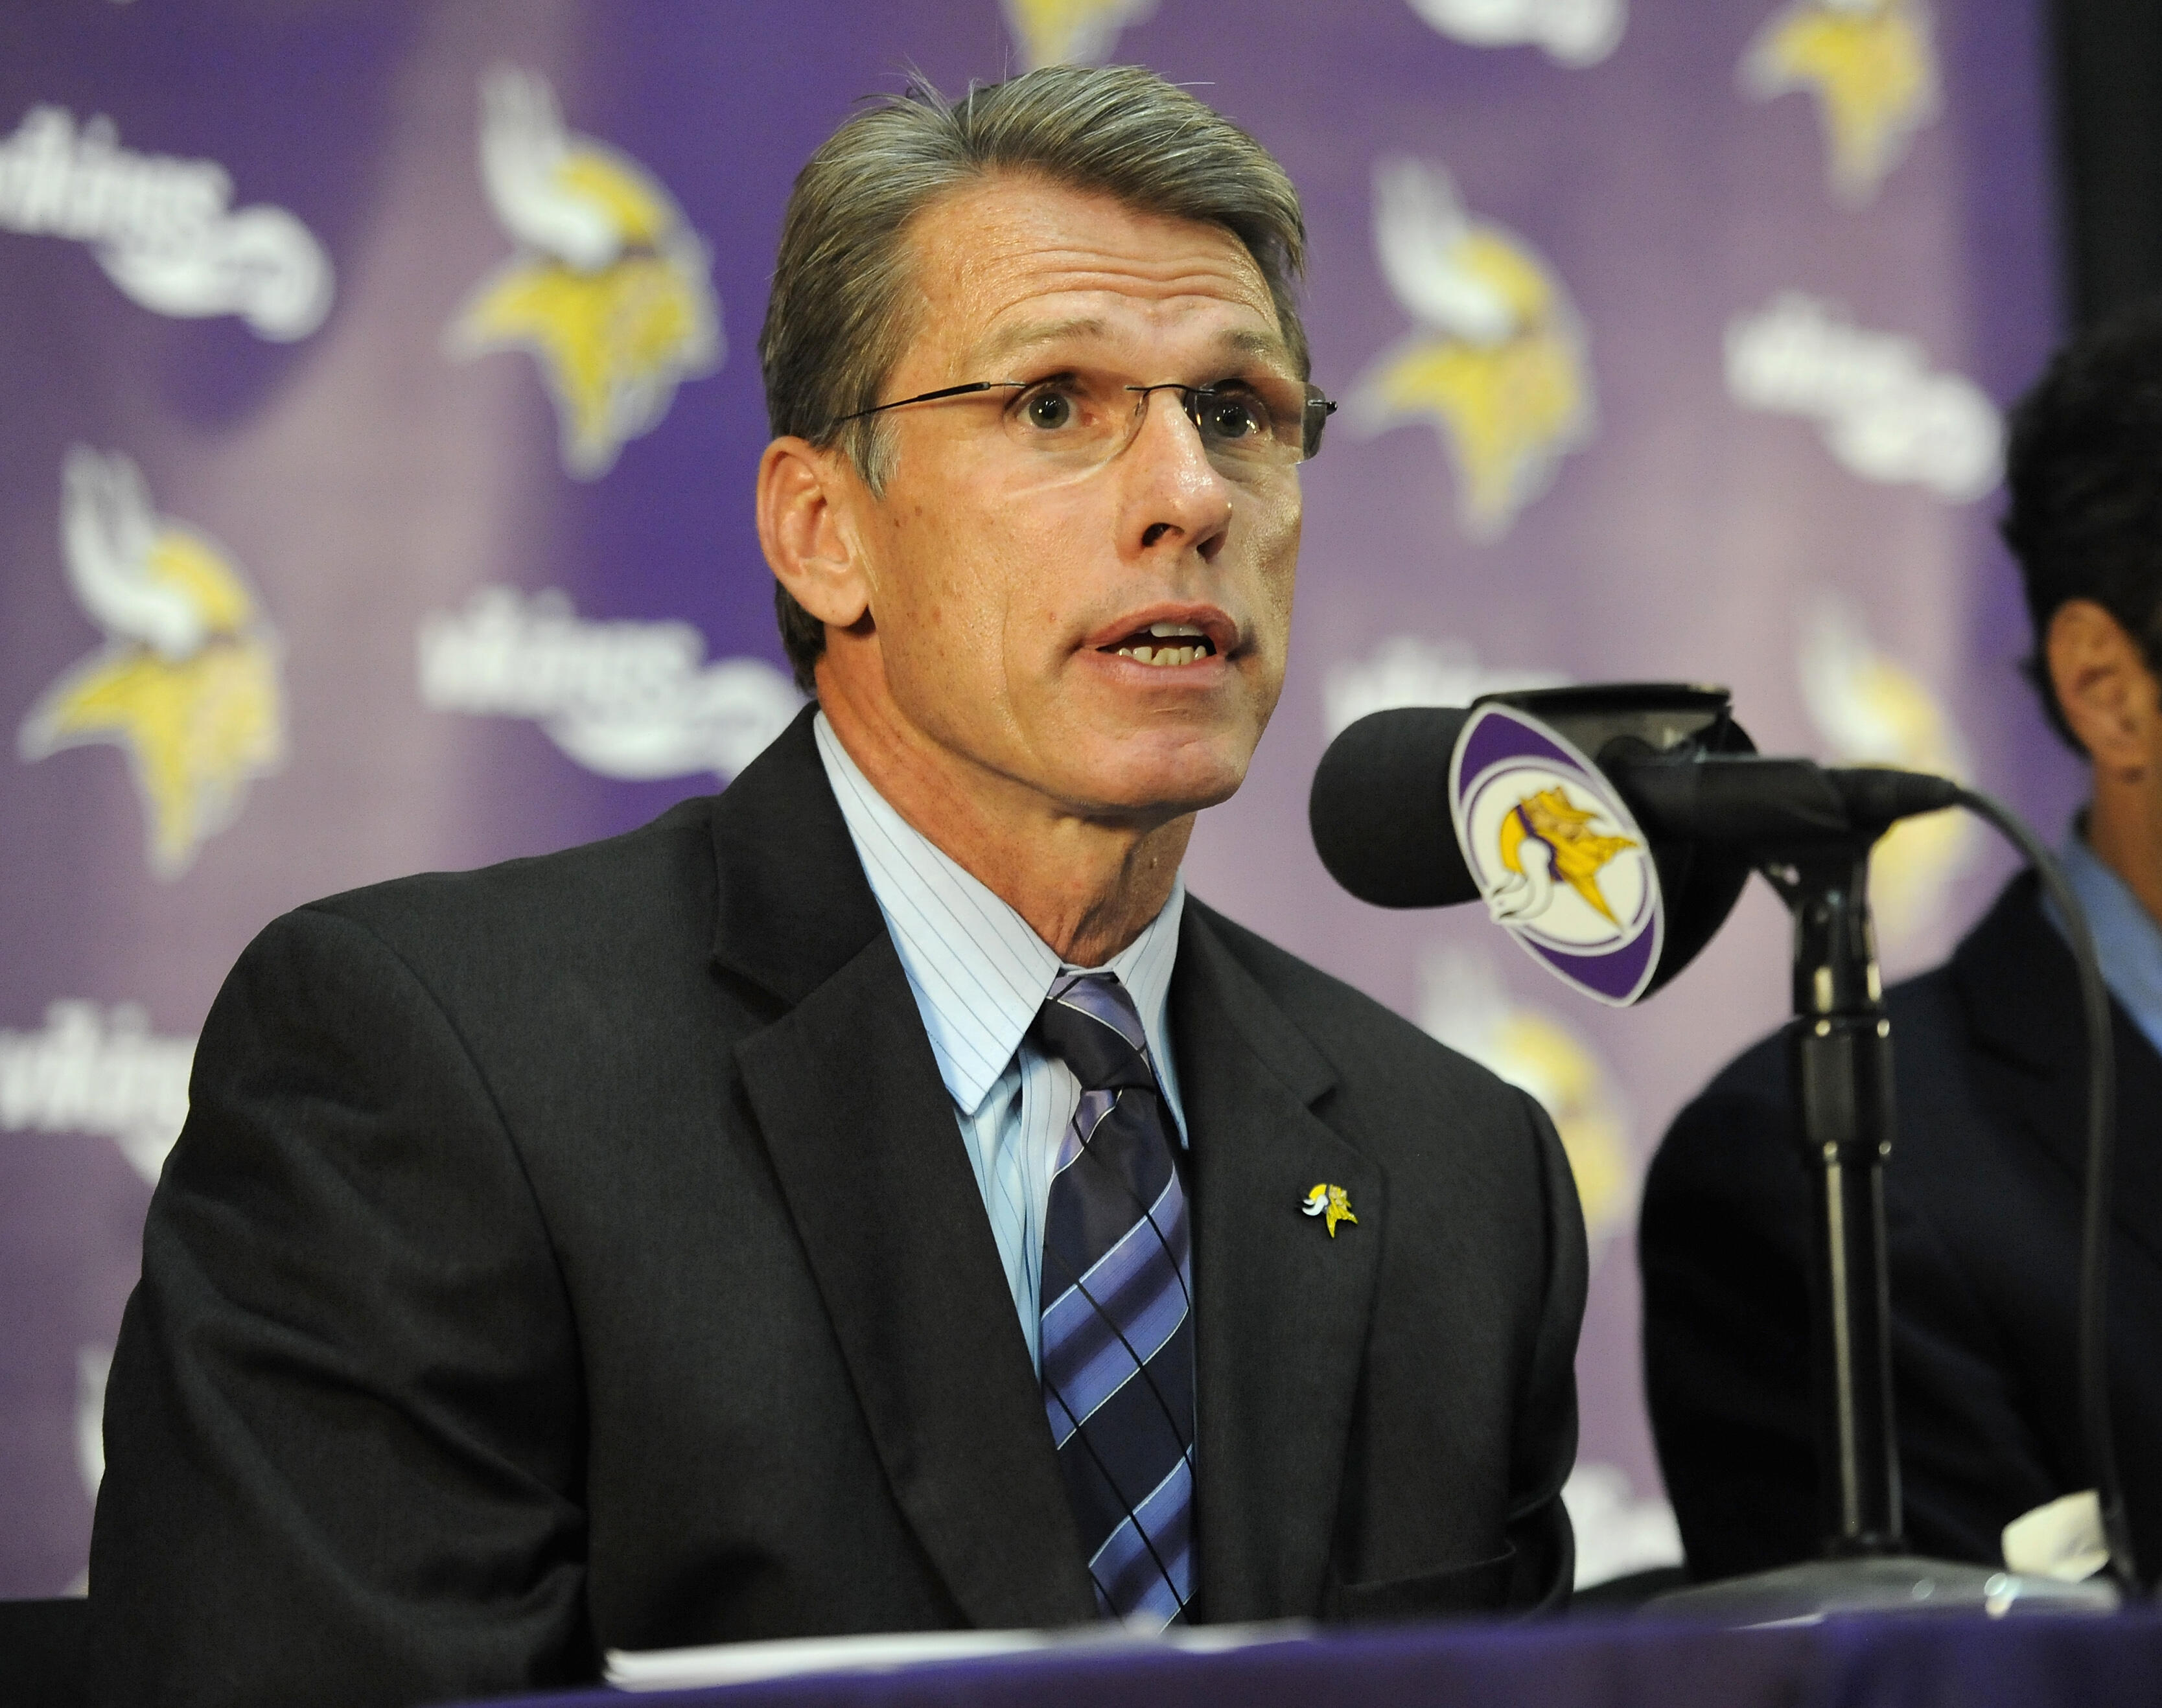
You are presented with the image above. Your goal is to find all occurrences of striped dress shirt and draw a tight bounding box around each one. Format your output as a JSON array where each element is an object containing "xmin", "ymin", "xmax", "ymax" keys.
[{"xmin": 812, "ymin": 713, "xmax": 1189, "ymax": 1368}]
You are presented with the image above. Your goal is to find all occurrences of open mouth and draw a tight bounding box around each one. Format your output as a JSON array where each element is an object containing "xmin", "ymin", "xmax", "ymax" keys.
[{"xmin": 1098, "ymin": 621, "xmax": 1219, "ymax": 668}]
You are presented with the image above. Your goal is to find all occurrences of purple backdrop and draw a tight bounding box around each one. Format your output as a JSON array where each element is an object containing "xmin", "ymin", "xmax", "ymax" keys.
[{"xmin": 0, "ymin": 0, "xmax": 2073, "ymax": 1597}]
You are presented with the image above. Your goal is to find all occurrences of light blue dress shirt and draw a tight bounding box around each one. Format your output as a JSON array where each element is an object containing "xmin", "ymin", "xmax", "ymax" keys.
[
  {"xmin": 813, "ymin": 713, "xmax": 1188, "ymax": 1369},
  {"xmin": 2049, "ymin": 823, "xmax": 2162, "ymax": 1059}
]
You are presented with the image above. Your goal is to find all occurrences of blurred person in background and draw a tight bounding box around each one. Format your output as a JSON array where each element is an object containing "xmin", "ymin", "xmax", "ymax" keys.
[{"xmin": 1640, "ymin": 303, "xmax": 2162, "ymax": 1587}]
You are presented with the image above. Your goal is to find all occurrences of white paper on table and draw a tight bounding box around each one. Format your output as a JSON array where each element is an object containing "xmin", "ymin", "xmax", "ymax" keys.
[
  {"xmin": 2001, "ymin": 1489, "xmax": 2111, "ymax": 1582},
  {"xmin": 604, "ymin": 1620, "xmax": 1314, "ymax": 1692}
]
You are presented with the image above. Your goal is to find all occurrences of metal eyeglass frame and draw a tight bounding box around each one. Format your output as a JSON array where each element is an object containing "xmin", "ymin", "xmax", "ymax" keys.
[{"xmin": 830, "ymin": 378, "xmax": 1339, "ymax": 463}]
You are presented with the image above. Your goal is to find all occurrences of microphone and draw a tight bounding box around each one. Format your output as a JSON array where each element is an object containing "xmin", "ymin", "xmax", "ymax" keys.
[
  {"xmin": 1309, "ymin": 700, "xmax": 1962, "ymax": 914},
  {"xmin": 1308, "ymin": 686, "xmax": 1960, "ymax": 1006},
  {"xmin": 1308, "ymin": 684, "xmax": 2140, "ymax": 1599},
  {"xmin": 1307, "ymin": 706, "xmax": 1479, "ymax": 908}
]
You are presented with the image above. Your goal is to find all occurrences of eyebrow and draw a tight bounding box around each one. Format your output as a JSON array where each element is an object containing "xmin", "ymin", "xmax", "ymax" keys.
[{"xmin": 967, "ymin": 317, "xmax": 1296, "ymax": 374}]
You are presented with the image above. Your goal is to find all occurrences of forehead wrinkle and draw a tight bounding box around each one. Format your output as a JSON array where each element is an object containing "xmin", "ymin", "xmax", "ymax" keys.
[
  {"xmin": 1001, "ymin": 238, "xmax": 1262, "ymax": 284},
  {"xmin": 909, "ymin": 178, "xmax": 1288, "ymax": 378},
  {"xmin": 965, "ymin": 311, "xmax": 1293, "ymax": 378},
  {"xmin": 971, "ymin": 315, "xmax": 1110, "ymax": 369},
  {"xmin": 977, "ymin": 259, "xmax": 1275, "ymax": 325}
]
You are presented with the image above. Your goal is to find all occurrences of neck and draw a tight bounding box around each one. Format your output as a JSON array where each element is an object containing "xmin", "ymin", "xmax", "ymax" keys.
[
  {"xmin": 817, "ymin": 685, "xmax": 1191, "ymax": 969},
  {"xmin": 2084, "ymin": 768, "xmax": 2162, "ymax": 932}
]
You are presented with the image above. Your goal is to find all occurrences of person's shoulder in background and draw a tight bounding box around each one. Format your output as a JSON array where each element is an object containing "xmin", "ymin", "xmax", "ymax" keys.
[{"xmin": 1636, "ymin": 875, "xmax": 2086, "ymax": 1582}]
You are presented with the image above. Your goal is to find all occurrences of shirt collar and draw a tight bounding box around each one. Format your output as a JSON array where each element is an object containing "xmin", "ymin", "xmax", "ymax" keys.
[
  {"xmin": 813, "ymin": 712, "xmax": 1188, "ymax": 1137},
  {"xmin": 2046, "ymin": 818, "xmax": 2162, "ymax": 1060}
]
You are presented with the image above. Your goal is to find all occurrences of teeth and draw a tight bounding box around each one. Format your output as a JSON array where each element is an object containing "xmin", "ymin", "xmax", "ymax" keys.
[
  {"xmin": 1115, "ymin": 645, "xmax": 1205, "ymax": 666},
  {"xmin": 1108, "ymin": 622, "xmax": 1217, "ymax": 665}
]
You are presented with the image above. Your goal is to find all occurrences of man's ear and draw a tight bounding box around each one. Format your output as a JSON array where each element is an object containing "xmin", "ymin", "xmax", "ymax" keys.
[
  {"xmin": 757, "ymin": 437, "xmax": 872, "ymax": 630},
  {"xmin": 2047, "ymin": 597, "xmax": 2161, "ymax": 776}
]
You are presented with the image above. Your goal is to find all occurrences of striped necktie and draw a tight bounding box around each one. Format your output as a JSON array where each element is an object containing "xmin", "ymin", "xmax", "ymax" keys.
[{"xmin": 1030, "ymin": 969, "xmax": 1195, "ymax": 1628}]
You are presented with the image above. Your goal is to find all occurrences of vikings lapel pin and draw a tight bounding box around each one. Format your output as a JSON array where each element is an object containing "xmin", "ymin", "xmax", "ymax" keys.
[{"xmin": 1301, "ymin": 1183, "xmax": 1358, "ymax": 1238}]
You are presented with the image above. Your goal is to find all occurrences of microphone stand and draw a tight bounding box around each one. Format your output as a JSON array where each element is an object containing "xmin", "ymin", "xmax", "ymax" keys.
[
  {"xmin": 1774, "ymin": 846, "xmax": 1903, "ymax": 1558},
  {"xmin": 1651, "ymin": 831, "xmax": 2120, "ymax": 1621},
  {"xmin": 1308, "ymin": 691, "xmax": 2140, "ymax": 1617}
]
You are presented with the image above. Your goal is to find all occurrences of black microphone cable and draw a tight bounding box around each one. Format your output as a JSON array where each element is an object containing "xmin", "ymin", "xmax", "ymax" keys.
[{"xmin": 1949, "ymin": 784, "xmax": 2139, "ymax": 1595}]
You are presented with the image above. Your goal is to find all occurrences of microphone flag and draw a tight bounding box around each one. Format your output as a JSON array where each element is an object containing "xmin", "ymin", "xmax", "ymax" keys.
[{"xmin": 1448, "ymin": 701, "xmax": 1665, "ymax": 1006}]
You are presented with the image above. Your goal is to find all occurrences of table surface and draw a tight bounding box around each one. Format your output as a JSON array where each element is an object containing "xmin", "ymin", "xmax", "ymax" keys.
[{"xmin": 461, "ymin": 1609, "xmax": 2162, "ymax": 1708}]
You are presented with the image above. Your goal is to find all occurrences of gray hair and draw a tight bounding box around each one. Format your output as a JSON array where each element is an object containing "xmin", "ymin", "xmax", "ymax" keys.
[{"xmin": 758, "ymin": 64, "xmax": 1310, "ymax": 691}]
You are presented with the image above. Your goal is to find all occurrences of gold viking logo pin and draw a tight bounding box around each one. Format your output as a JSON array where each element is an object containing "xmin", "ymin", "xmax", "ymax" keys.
[{"xmin": 1301, "ymin": 1183, "xmax": 1357, "ymax": 1238}]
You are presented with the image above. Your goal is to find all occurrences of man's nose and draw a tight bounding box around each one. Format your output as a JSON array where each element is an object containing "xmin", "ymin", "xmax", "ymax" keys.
[{"xmin": 1121, "ymin": 389, "xmax": 1234, "ymax": 559}]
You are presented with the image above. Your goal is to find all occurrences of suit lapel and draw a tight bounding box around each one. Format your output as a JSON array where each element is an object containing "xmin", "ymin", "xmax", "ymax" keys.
[
  {"xmin": 712, "ymin": 711, "xmax": 1096, "ymax": 1629},
  {"xmin": 1955, "ymin": 874, "xmax": 2162, "ymax": 1278},
  {"xmin": 708, "ymin": 718, "xmax": 1386, "ymax": 1625},
  {"xmin": 1175, "ymin": 905, "xmax": 1383, "ymax": 1622}
]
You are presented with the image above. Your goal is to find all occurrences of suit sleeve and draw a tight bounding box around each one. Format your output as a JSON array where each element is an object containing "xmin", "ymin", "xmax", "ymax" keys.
[
  {"xmin": 87, "ymin": 906, "xmax": 595, "ymax": 1708},
  {"xmin": 1507, "ymin": 1089, "xmax": 1588, "ymax": 1610},
  {"xmin": 1641, "ymin": 1075, "xmax": 2060, "ymax": 1580}
]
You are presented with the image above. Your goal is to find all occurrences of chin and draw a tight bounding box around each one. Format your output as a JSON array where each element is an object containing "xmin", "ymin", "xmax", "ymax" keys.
[{"xmin": 1068, "ymin": 728, "xmax": 1254, "ymax": 818}]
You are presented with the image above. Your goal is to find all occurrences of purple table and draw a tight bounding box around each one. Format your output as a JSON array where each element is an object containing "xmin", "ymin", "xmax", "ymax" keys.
[{"xmin": 466, "ymin": 1611, "xmax": 2162, "ymax": 1708}]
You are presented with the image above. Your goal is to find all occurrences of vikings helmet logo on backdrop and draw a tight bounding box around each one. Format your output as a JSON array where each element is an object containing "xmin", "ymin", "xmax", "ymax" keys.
[
  {"xmin": 19, "ymin": 448, "xmax": 285, "ymax": 877},
  {"xmin": 1420, "ymin": 945, "xmax": 1636, "ymax": 1251},
  {"xmin": 448, "ymin": 68, "xmax": 721, "ymax": 479},
  {"xmin": 1003, "ymin": 0, "xmax": 1156, "ymax": 67},
  {"xmin": 1743, "ymin": 0, "xmax": 1940, "ymax": 205},
  {"xmin": 1354, "ymin": 159, "xmax": 1594, "ymax": 540},
  {"xmin": 1798, "ymin": 590, "xmax": 1975, "ymax": 954}
]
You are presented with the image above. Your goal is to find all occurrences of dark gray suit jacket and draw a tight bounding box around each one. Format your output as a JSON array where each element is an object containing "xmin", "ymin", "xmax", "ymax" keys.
[{"xmin": 87, "ymin": 710, "xmax": 1586, "ymax": 1707}]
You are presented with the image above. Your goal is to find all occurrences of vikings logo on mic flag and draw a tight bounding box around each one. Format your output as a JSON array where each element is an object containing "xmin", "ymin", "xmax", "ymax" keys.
[{"xmin": 1450, "ymin": 703, "xmax": 1662, "ymax": 1006}]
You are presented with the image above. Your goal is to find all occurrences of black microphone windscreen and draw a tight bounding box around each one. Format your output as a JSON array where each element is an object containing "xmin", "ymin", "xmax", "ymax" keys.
[{"xmin": 1309, "ymin": 707, "xmax": 1482, "ymax": 908}]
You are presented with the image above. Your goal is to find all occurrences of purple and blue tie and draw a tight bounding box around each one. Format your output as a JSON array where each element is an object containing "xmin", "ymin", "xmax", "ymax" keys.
[{"xmin": 1031, "ymin": 970, "xmax": 1195, "ymax": 1628}]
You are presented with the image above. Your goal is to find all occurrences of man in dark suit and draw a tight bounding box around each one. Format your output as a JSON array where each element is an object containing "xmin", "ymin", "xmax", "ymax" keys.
[
  {"xmin": 1640, "ymin": 305, "xmax": 2162, "ymax": 1586},
  {"xmin": 87, "ymin": 66, "xmax": 1585, "ymax": 1706}
]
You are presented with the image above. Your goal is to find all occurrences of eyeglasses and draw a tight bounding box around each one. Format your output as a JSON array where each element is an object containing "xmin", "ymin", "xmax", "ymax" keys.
[{"xmin": 830, "ymin": 372, "xmax": 1338, "ymax": 476}]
